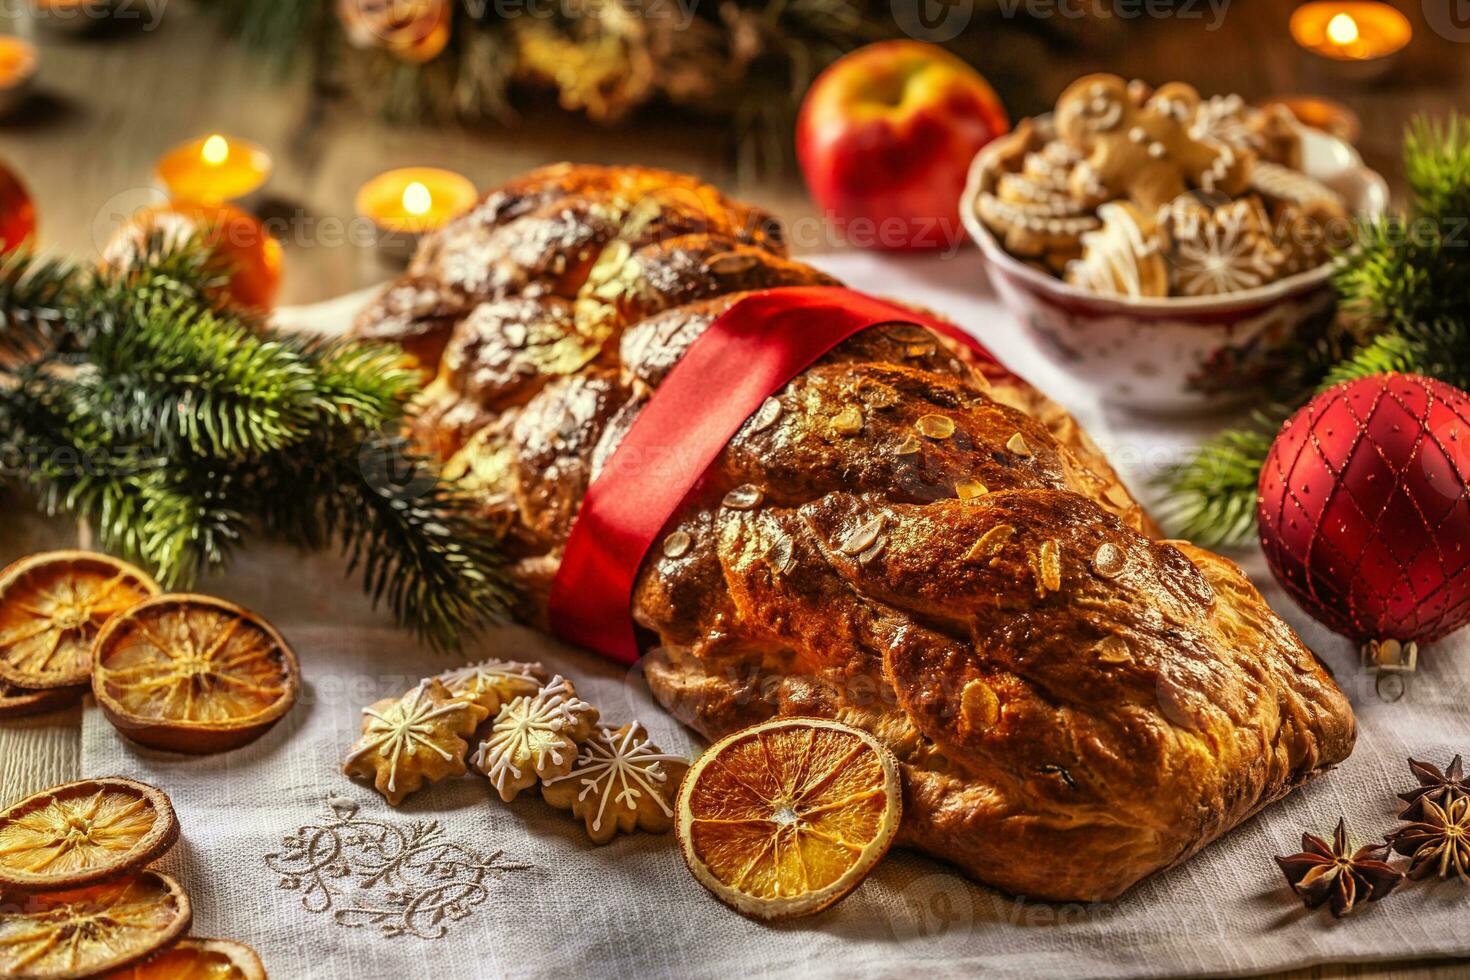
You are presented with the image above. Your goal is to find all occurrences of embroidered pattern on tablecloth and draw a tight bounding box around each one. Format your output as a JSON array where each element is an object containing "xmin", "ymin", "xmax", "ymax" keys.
[{"xmin": 264, "ymin": 796, "xmax": 532, "ymax": 939}]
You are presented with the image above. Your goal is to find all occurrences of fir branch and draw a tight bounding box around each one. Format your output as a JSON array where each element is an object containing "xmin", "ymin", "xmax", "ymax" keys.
[
  {"xmin": 1157, "ymin": 416, "xmax": 1279, "ymax": 548},
  {"xmin": 336, "ymin": 437, "xmax": 514, "ymax": 653},
  {"xmin": 0, "ymin": 251, "xmax": 81, "ymax": 366},
  {"xmin": 1320, "ymin": 318, "xmax": 1470, "ymax": 391},
  {"xmin": 82, "ymin": 295, "xmax": 321, "ymax": 457},
  {"xmin": 3, "ymin": 238, "xmax": 514, "ymax": 648},
  {"xmin": 1334, "ymin": 218, "xmax": 1463, "ymax": 331},
  {"xmin": 1405, "ymin": 114, "xmax": 1470, "ymax": 225},
  {"xmin": 294, "ymin": 337, "xmax": 420, "ymax": 430}
]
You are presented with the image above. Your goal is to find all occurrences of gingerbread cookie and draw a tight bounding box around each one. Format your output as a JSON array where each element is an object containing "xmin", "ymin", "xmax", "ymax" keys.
[
  {"xmin": 541, "ymin": 721, "xmax": 690, "ymax": 844},
  {"xmin": 1191, "ymin": 95, "xmax": 1302, "ymax": 168},
  {"xmin": 1055, "ymin": 74, "xmax": 1254, "ymax": 211},
  {"xmin": 1158, "ymin": 195, "xmax": 1288, "ymax": 297},
  {"xmin": 343, "ymin": 680, "xmax": 489, "ymax": 806},
  {"xmin": 976, "ymin": 193, "xmax": 1097, "ymax": 272},
  {"xmin": 1249, "ymin": 162, "xmax": 1349, "ymax": 275},
  {"xmin": 471, "ymin": 675, "xmax": 599, "ymax": 802},
  {"xmin": 1065, "ymin": 202, "xmax": 1168, "ymax": 298},
  {"xmin": 432, "ymin": 657, "xmax": 549, "ymax": 715}
]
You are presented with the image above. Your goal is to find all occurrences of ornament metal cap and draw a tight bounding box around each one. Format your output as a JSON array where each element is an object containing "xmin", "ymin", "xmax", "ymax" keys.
[{"xmin": 1360, "ymin": 638, "xmax": 1418, "ymax": 702}]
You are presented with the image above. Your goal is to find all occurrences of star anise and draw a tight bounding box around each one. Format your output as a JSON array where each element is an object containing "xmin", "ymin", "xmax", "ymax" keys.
[
  {"xmin": 1274, "ymin": 818, "xmax": 1405, "ymax": 917},
  {"xmin": 1386, "ymin": 796, "xmax": 1470, "ymax": 882},
  {"xmin": 1397, "ymin": 755, "xmax": 1467, "ymax": 820}
]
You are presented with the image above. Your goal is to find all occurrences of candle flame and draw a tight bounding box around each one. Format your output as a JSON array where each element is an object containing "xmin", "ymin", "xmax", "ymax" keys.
[
  {"xmin": 1327, "ymin": 12, "xmax": 1359, "ymax": 45},
  {"xmin": 402, "ymin": 181, "xmax": 433, "ymax": 217},
  {"xmin": 201, "ymin": 134, "xmax": 230, "ymax": 166}
]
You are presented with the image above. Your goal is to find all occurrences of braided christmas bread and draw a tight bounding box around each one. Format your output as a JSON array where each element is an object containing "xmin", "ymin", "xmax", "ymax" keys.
[{"xmin": 353, "ymin": 163, "xmax": 1355, "ymax": 902}]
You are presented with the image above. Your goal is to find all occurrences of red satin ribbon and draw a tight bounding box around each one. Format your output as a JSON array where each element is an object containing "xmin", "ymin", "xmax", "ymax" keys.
[{"xmin": 547, "ymin": 285, "xmax": 1007, "ymax": 664}]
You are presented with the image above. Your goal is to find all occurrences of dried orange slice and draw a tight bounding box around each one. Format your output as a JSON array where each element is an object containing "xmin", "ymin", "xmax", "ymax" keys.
[
  {"xmin": 0, "ymin": 551, "xmax": 160, "ymax": 689},
  {"xmin": 0, "ymin": 681, "xmax": 81, "ymax": 720},
  {"xmin": 92, "ymin": 595, "xmax": 300, "ymax": 755},
  {"xmin": 0, "ymin": 778, "xmax": 179, "ymax": 892},
  {"xmin": 675, "ymin": 717, "xmax": 902, "ymax": 920},
  {"xmin": 99, "ymin": 937, "xmax": 266, "ymax": 979},
  {"xmin": 0, "ymin": 870, "xmax": 192, "ymax": 979}
]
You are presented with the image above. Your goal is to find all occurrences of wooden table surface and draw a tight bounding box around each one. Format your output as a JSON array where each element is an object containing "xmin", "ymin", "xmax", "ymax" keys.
[{"xmin": 1, "ymin": 4, "xmax": 1467, "ymax": 977}]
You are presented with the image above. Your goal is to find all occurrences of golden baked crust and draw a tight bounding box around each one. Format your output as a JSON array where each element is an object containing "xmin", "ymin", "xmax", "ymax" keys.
[{"xmin": 353, "ymin": 163, "xmax": 1355, "ymax": 902}]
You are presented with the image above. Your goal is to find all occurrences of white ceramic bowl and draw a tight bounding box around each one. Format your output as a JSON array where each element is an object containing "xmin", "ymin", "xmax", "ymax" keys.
[{"xmin": 962, "ymin": 120, "xmax": 1389, "ymax": 414}]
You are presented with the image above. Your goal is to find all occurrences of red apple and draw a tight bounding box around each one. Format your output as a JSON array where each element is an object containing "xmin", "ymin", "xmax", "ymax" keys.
[
  {"xmin": 797, "ymin": 41, "xmax": 1008, "ymax": 252},
  {"xmin": 0, "ymin": 160, "xmax": 36, "ymax": 255},
  {"xmin": 102, "ymin": 202, "xmax": 283, "ymax": 313}
]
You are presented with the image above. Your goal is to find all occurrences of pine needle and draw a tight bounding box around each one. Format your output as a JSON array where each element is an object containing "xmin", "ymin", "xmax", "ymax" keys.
[{"xmin": 1157, "ymin": 416, "xmax": 1279, "ymax": 548}]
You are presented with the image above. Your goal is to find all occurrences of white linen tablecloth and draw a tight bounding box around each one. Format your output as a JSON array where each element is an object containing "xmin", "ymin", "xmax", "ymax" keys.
[{"xmin": 79, "ymin": 251, "xmax": 1470, "ymax": 979}]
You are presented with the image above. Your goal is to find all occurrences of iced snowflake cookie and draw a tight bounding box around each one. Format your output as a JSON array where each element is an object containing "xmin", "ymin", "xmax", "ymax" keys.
[
  {"xmin": 1065, "ymin": 202, "xmax": 1168, "ymax": 298},
  {"xmin": 542, "ymin": 722, "xmax": 690, "ymax": 844},
  {"xmin": 431, "ymin": 657, "xmax": 548, "ymax": 715},
  {"xmin": 470, "ymin": 675, "xmax": 598, "ymax": 803},
  {"xmin": 1158, "ymin": 195, "xmax": 1287, "ymax": 297},
  {"xmin": 343, "ymin": 680, "xmax": 489, "ymax": 806}
]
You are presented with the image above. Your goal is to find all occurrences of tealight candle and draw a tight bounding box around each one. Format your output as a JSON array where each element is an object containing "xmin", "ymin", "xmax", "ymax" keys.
[
  {"xmin": 156, "ymin": 134, "xmax": 273, "ymax": 207},
  {"xmin": 0, "ymin": 36, "xmax": 38, "ymax": 120},
  {"xmin": 1290, "ymin": 2, "xmax": 1412, "ymax": 82},
  {"xmin": 355, "ymin": 167, "xmax": 477, "ymax": 263}
]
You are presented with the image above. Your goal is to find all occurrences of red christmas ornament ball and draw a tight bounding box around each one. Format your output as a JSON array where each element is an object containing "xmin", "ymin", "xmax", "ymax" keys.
[{"xmin": 1258, "ymin": 373, "xmax": 1470, "ymax": 648}]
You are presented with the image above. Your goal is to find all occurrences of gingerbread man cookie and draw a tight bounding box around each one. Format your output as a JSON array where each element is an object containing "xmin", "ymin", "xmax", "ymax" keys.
[
  {"xmin": 343, "ymin": 680, "xmax": 489, "ymax": 806},
  {"xmin": 1055, "ymin": 74, "xmax": 1254, "ymax": 212},
  {"xmin": 541, "ymin": 721, "xmax": 690, "ymax": 844},
  {"xmin": 470, "ymin": 675, "xmax": 599, "ymax": 803}
]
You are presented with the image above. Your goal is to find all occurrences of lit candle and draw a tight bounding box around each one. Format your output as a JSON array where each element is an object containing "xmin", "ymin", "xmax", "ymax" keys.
[
  {"xmin": 155, "ymin": 134, "xmax": 273, "ymax": 207},
  {"xmin": 1290, "ymin": 2, "xmax": 1412, "ymax": 80},
  {"xmin": 355, "ymin": 167, "xmax": 477, "ymax": 262},
  {"xmin": 0, "ymin": 36, "xmax": 37, "ymax": 119}
]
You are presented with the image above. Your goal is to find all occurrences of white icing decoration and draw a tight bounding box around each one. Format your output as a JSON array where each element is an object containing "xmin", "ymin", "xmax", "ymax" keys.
[
  {"xmin": 1170, "ymin": 205, "xmax": 1283, "ymax": 296},
  {"xmin": 345, "ymin": 682, "xmax": 468, "ymax": 794},
  {"xmin": 1129, "ymin": 127, "xmax": 1147, "ymax": 144},
  {"xmin": 1249, "ymin": 161, "xmax": 1344, "ymax": 206},
  {"xmin": 1072, "ymin": 161, "xmax": 1108, "ymax": 200},
  {"xmin": 1189, "ymin": 94, "xmax": 1263, "ymax": 150},
  {"xmin": 979, "ymin": 195, "xmax": 1099, "ymax": 236},
  {"xmin": 1199, "ymin": 143, "xmax": 1236, "ymax": 192},
  {"xmin": 543, "ymin": 722, "xmax": 687, "ymax": 833},
  {"xmin": 434, "ymin": 658, "xmax": 544, "ymax": 695},
  {"xmin": 471, "ymin": 675, "xmax": 592, "ymax": 794},
  {"xmin": 1150, "ymin": 95, "xmax": 1192, "ymax": 121},
  {"xmin": 1068, "ymin": 203, "xmax": 1158, "ymax": 297},
  {"xmin": 1148, "ymin": 142, "xmax": 1167, "ymax": 159}
]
